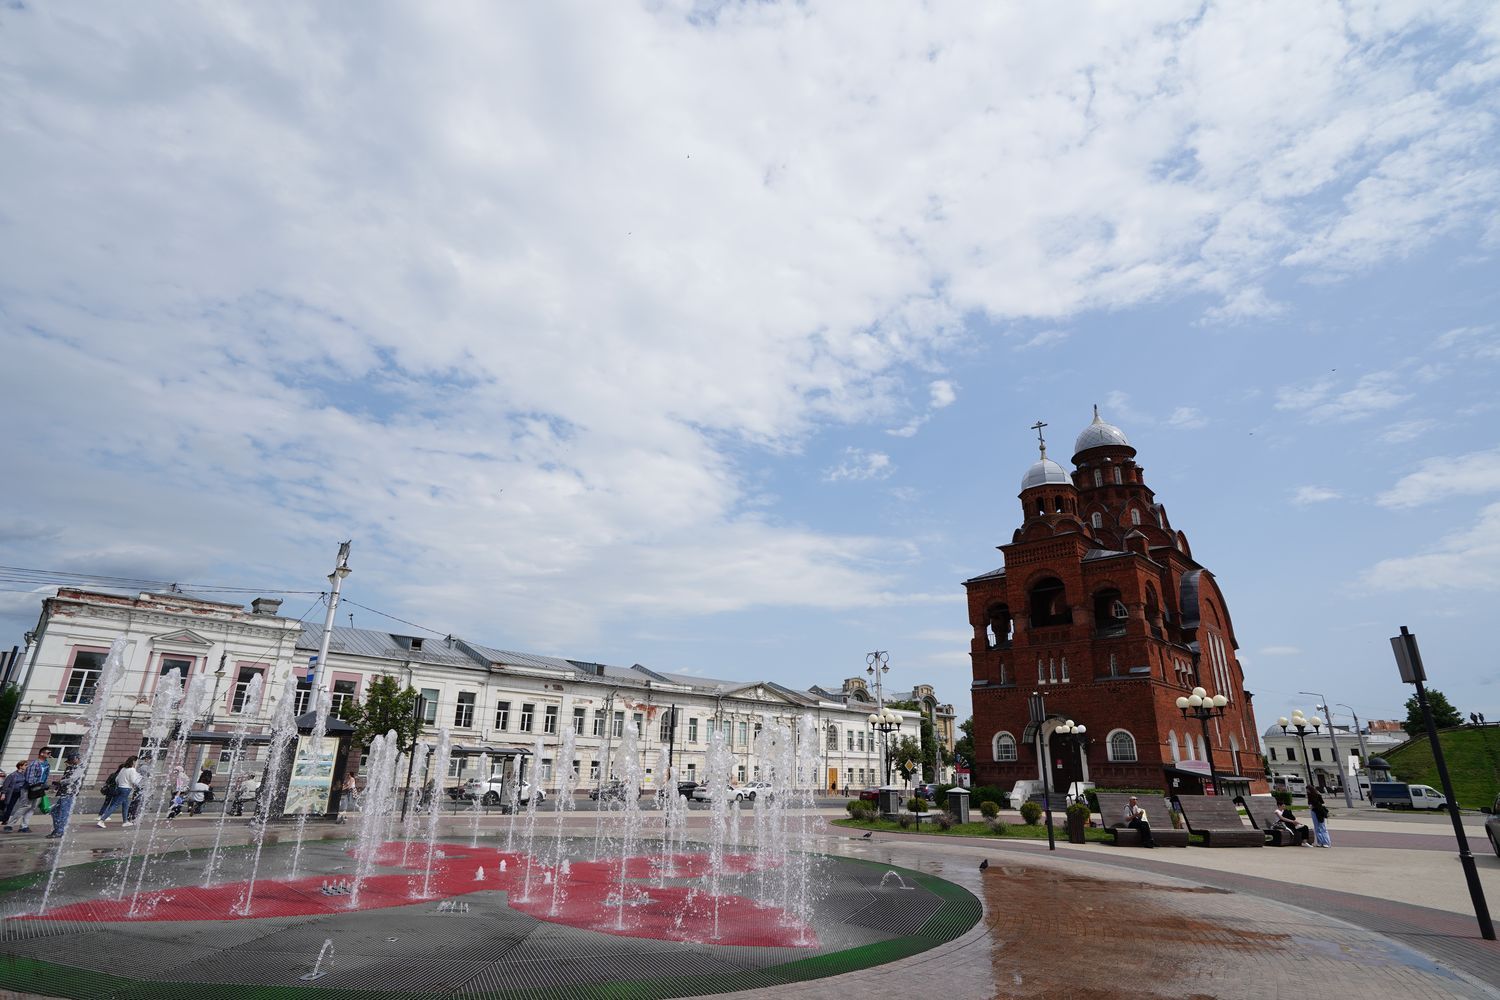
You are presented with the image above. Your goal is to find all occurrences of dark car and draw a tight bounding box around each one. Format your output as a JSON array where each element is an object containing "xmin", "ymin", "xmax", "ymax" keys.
[
  {"xmin": 858, "ymin": 788, "xmax": 881, "ymax": 802},
  {"xmin": 676, "ymin": 781, "xmax": 699, "ymax": 799},
  {"xmin": 1486, "ymin": 793, "xmax": 1500, "ymax": 858},
  {"xmin": 589, "ymin": 780, "xmax": 640, "ymax": 802}
]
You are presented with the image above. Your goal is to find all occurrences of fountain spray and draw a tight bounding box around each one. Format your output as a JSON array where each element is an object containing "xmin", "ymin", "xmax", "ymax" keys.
[
  {"xmin": 549, "ymin": 724, "xmax": 578, "ymax": 915},
  {"xmin": 418, "ymin": 728, "xmax": 452, "ymax": 898},
  {"xmin": 236, "ymin": 674, "xmax": 301, "ymax": 916},
  {"xmin": 203, "ymin": 672, "xmax": 262, "ymax": 886}
]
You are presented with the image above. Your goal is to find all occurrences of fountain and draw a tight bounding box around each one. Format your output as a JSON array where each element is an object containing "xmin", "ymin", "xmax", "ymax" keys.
[
  {"xmin": 288, "ymin": 686, "xmax": 331, "ymax": 881},
  {"xmin": 128, "ymin": 677, "xmax": 210, "ymax": 915},
  {"xmin": 113, "ymin": 667, "xmax": 183, "ymax": 902},
  {"xmin": 236, "ymin": 674, "xmax": 301, "ymax": 916},
  {"xmin": 609, "ymin": 722, "xmax": 644, "ymax": 927},
  {"xmin": 399, "ymin": 742, "xmax": 426, "ymax": 867},
  {"xmin": 349, "ymin": 729, "xmax": 399, "ymax": 909},
  {"xmin": 549, "ymin": 724, "xmax": 578, "ymax": 915},
  {"xmin": 518, "ymin": 734, "xmax": 546, "ymax": 903},
  {"xmin": 300, "ymin": 939, "xmax": 334, "ymax": 982},
  {"xmin": 418, "ymin": 728, "xmax": 452, "ymax": 899},
  {"xmin": 203, "ymin": 673, "xmax": 262, "ymax": 886},
  {"xmin": 467, "ymin": 750, "xmax": 488, "ymax": 848},
  {"xmin": 37, "ymin": 635, "xmax": 130, "ymax": 914},
  {"xmin": 703, "ymin": 725, "xmax": 733, "ymax": 939}
]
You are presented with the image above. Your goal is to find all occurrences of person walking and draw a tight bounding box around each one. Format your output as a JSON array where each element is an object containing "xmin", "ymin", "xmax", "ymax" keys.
[
  {"xmin": 192, "ymin": 767, "xmax": 215, "ymax": 815},
  {"xmin": 166, "ymin": 765, "xmax": 191, "ymax": 820},
  {"xmin": 1307, "ymin": 788, "xmax": 1332, "ymax": 848},
  {"xmin": 46, "ymin": 752, "xmax": 82, "ymax": 839},
  {"xmin": 97, "ymin": 756, "xmax": 141, "ymax": 827},
  {"xmin": 341, "ymin": 772, "xmax": 360, "ymax": 812},
  {"xmin": 9, "ymin": 749, "xmax": 53, "ymax": 834},
  {"xmin": 0, "ymin": 761, "xmax": 29, "ymax": 829}
]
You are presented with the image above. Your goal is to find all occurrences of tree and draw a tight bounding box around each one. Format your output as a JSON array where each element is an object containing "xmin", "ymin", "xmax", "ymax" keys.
[
  {"xmin": 891, "ymin": 734, "xmax": 923, "ymax": 782},
  {"xmin": 342, "ymin": 675, "xmax": 423, "ymax": 755},
  {"xmin": 953, "ymin": 716, "xmax": 975, "ymax": 770},
  {"xmin": 918, "ymin": 716, "xmax": 939, "ymax": 782},
  {"xmin": 1403, "ymin": 689, "xmax": 1462, "ymax": 736}
]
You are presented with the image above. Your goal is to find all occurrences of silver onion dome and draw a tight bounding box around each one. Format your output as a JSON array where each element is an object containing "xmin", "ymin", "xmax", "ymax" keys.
[
  {"xmin": 1074, "ymin": 405, "xmax": 1130, "ymax": 454},
  {"xmin": 1021, "ymin": 457, "xmax": 1070, "ymax": 491}
]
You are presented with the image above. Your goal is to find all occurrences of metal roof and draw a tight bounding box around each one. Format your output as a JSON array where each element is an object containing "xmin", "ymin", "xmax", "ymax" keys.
[
  {"xmin": 297, "ymin": 624, "xmax": 479, "ymax": 668},
  {"xmin": 964, "ymin": 566, "xmax": 1006, "ymax": 584},
  {"xmin": 461, "ymin": 642, "xmax": 578, "ymax": 673}
]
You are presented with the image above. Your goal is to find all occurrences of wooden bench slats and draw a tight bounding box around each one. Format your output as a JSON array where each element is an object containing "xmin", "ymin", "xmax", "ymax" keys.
[{"xmin": 1174, "ymin": 795, "xmax": 1263, "ymax": 847}]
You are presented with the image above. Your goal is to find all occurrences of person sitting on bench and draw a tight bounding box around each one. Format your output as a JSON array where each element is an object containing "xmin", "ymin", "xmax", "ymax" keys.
[
  {"xmin": 1275, "ymin": 804, "xmax": 1313, "ymax": 846},
  {"xmin": 1124, "ymin": 795, "xmax": 1156, "ymax": 848}
]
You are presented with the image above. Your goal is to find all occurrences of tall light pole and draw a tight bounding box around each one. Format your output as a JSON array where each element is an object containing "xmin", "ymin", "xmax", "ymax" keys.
[
  {"xmin": 1337, "ymin": 703, "xmax": 1370, "ymax": 800},
  {"xmin": 312, "ymin": 542, "xmax": 353, "ymax": 707},
  {"xmin": 867, "ymin": 651, "xmax": 891, "ymax": 785},
  {"xmin": 1302, "ymin": 690, "xmax": 1354, "ymax": 808},
  {"xmin": 1175, "ymin": 686, "xmax": 1227, "ymax": 795},
  {"xmin": 1278, "ymin": 710, "xmax": 1320, "ymax": 795},
  {"xmin": 869, "ymin": 708, "xmax": 900, "ymax": 786}
]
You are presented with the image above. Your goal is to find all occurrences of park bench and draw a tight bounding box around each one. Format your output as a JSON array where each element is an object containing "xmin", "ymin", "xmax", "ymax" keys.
[
  {"xmin": 1093, "ymin": 792, "xmax": 1189, "ymax": 848},
  {"xmin": 1174, "ymin": 795, "xmax": 1264, "ymax": 847},
  {"xmin": 1239, "ymin": 794, "xmax": 1297, "ymax": 846},
  {"xmin": 1026, "ymin": 792, "xmax": 1070, "ymax": 813}
]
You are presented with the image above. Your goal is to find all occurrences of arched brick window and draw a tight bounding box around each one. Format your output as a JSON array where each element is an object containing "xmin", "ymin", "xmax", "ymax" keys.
[
  {"xmin": 992, "ymin": 732, "xmax": 1018, "ymax": 762},
  {"xmin": 1107, "ymin": 729, "xmax": 1137, "ymax": 762}
]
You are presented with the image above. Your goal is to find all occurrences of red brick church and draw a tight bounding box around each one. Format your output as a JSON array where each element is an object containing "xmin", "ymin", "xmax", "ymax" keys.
[{"xmin": 965, "ymin": 408, "xmax": 1265, "ymax": 797}]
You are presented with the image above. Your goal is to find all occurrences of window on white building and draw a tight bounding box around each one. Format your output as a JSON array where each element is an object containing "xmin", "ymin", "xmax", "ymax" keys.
[
  {"xmin": 572, "ymin": 706, "xmax": 586, "ymax": 735},
  {"xmin": 230, "ymin": 665, "xmax": 265, "ymax": 714},
  {"xmin": 633, "ymin": 712, "xmax": 644, "ymax": 737},
  {"xmin": 330, "ymin": 678, "xmax": 358, "ymax": 716},
  {"xmin": 294, "ymin": 676, "xmax": 313, "ymax": 716},
  {"xmin": 591, "ymin": 711, "xmax": 604, "ymax": 737},
  {"xmin": 62, "ymin": 650, "xmax": 105, "ymax": 705},
  {"xmin": 544, "ymin": 705, "xmax": 559, "ymax": 735},
  {"xmin": 827, "ymin": 726, "xmax": 838, "ymax": 750},
  {"xmin": 612, "ymin": 711, "xmax": 624, "ymax": 738},
  {"xmin": 159, "ymin": 656, "xmax": 192, "ymax": 683},
  {"xmin": 421, "ymin": 688, "xmax": 440, "ymax": 725},
  {"xmin": 495, "ymin": 701, "xmax": 511, "ymax": 730},
  {"xmin": 688, "ymin": 717, "xmax": 699, "ymax": 743},
  {"xmin": 520, "ymin": 704, "xmax": 535, "ymax": 732},
  {"xmin": 454, "ymin": 691, "xmax": 476, "ymax": 728}
]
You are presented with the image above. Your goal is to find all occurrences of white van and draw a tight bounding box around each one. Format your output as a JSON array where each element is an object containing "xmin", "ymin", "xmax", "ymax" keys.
[{"xmin": 1270, "ymin": 774, "xmax": 1306, "ymax": 797}]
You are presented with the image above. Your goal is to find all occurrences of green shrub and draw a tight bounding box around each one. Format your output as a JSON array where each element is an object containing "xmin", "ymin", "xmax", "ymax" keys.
[
  {"xmin": 1065, "ymin": 801, "xmax": 1091, "ymax": 823},
  {"xmin": 846, "ymin": 800, "xmax": 875, "ymax": 820},
  {"xmin": 934, "ymin": 783, "xmax": 956, "ymax": 803},
  {"xmin": 1273, "ymin": 790, "xmax": 1292, "ymax": 806},
  {"xmin": 979, "ymin": 800, "xmax": 1000, "ymax": 818},
  {"xmin": 907, "ymin": 797, "xmax": 929, "ymax": 813},
  {"xmin": 1019, "ymin": 800, "xmax": 1042, "ymax": 825},
  {"xmin": 986, "ymin": 816, "xmax": 1008, "ymax": 836},
  {"xmin": 934, "ymin": 811, "xmax": 954, "ymax": 831},
  {"xmin": 970, "ymin": 785, "xmax": 1007, "ymax": 809}
]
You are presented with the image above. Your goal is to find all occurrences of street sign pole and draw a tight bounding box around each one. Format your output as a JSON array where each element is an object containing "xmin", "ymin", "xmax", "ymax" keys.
[
  {"xmin": 1029, "ymin": 692, "xmax": 1056, "ymax": 852},
  {"xmin": 1392, "ymin": 627, "xmax": 1494, "ymax": 941}
]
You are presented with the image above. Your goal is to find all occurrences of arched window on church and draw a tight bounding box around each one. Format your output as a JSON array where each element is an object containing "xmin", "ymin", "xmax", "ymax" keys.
[
  {"xmin": 1107, "ymin": 730, "xmax": 1137, "ymax": 762},
  {"xmin": 1054, "ymin": 496, "xmax": 1065, "ymax": 513},
  {"xmin": 1090, "ymin": 512, "xmax": 1102, "ymax": 529},
  {"xmin": 1114, "ymin": 467, "xmax": 1123, "ymax": 485},
  {"xmin": 1028, "ymin": 578, "xmax": 1071, "ymax": 628},
  {"xmin": 1130, "ymin": 508, "xmax": 1141, "ymax": 526},
  {"xmin": 986, "ymin": 604, "xmax": 1012, "ymax": 648},
  {"xmin": 1168, "ymin": 732, "xmax": 1180, "ymax": 762},
  {"xmin": 1092, "ymin": 469, "xmax": 1103, "ymax": 488},
  {"xmin": 992, "ymin": 732, "xmax": 1018, "ymax": 762}
]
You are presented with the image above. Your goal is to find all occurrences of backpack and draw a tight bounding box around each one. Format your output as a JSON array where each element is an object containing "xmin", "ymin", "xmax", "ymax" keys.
[{"xmin": 101, "ymin": 765, "xmax": 122, "ymax": 797}]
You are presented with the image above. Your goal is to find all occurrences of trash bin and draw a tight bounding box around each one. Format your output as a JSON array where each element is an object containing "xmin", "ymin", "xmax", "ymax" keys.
[{"xmin": 946, "ymin": 787, "xmax": 971, "ymax": 823}]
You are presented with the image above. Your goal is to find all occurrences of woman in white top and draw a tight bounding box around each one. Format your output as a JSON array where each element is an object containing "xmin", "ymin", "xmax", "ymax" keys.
[{"xmin": 96, "ymin": 756, "xmax": 141, "ymax": 827}]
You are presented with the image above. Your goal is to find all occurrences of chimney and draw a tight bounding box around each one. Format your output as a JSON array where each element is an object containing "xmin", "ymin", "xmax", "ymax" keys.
[{"xmin": 251, "ymin": 597, "xmax": 284, "ymax": 616}]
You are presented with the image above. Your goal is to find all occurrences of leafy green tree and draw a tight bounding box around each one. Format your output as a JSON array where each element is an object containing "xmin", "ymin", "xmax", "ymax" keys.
[
  {"xmin": 342, "ymin": 675, "xmax": 423, "ymax": 754},
  {"xmin": 953, "ymin": 716, "xmax": 975, "ymax": 769},
  {"xmin": 918, "ymin": 716, "xmax": 939, "ymax": 782},
  {"xmin": 1403, "ymin": 689, "xmax": 1462, "ymax": 736},
  {"xmin": 891, "ymin": 735, "xmax": 923, "ymax": 781},
  {"xmin": 0, "ymin": 684, "xmax": 19, "ymax": 747}
]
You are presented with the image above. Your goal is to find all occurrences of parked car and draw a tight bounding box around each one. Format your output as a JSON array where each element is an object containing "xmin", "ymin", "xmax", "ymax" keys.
[
  {"xmin": 675, "ymin": 781, "xmax": 700, "ymax": 799},
  {"xmin": 691, "ymin": 784, "xmax": 746, "ymax": 803},
  {"xmin": 858, "ymin": 787, "xmax": 881, "ymax": 802},
  {"xmin": 742, "ymin": 781, "xmax": 774, "ymax": 801},
  {"xmin": 590, "ymin": 780, "xmax": 640, "ymax": 802},
  {"xmin": 1485, "ymin": 793, "xmax": 1500, "ymax": 858},
  {"xmin": 448, "ymin": 776, "xmax": 544, "ymax": 806}
]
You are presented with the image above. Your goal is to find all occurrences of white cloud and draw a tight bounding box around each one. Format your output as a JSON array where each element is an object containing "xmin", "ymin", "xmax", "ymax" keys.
[
  {"xmin": 1274, "ymin": 372, "xmax": 1411, "ymax": 422},
  {"xmin": 1377, "ymin": 448, "xmax": 1500, "ymax": 508},
  {"xmin": 1, "ymin": 4, "xmax": 1497, "ymax": 646},
  {"xmin": 1363, "ymin": 502, "xmax": 1500, "ymax": 591},
  {"xmin": 1201, "ymin": 286, "xmax": 1285, "ymax": 324},
  {"xmin": 824, "ymin": 448, "xmax": 894, "ymax": 483},
  {"xmin": 1379, "ymin": 419, "xmax": 1438, "ymax": 444},
  {"xmin": 1290, "ymin": 485, "xmax": 1341, "ymax": 505},
  {"xmin": 928, "ymin": 380, "xmax": 958, "ymax": 409},
  {"xmin": 1258, "ymin": 645, "xmax": 1302, "ymax": 656},
  {"xmin": 1165, "ymin": 407, "xmax": 1208, "ymax": 430},
  {"xmin": 1015, "ymin": 330, "xmax": 1069, "ymax": 351},
  {"xmin": 1436, "ymin": 325, "xmax": 1500, "ymax": 361}
]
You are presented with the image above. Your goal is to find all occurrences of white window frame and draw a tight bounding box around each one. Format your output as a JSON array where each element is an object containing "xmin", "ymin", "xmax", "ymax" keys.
[
  {"xmin": 992, "ymin": 731, "xmax": 1018, "ymax": 762},
  {"xmin": 1106, "ymin": 729, "xmax": 1137, "ymax": 762}
]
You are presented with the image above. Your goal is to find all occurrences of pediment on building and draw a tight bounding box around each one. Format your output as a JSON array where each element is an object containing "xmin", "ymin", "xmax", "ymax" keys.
[
  {"xmin": 150, "ymin": 629, "xmax": 213, "ymax": 648},
  {"xmin": 723, "ymin": 682, "xmax": 807, "ymax": 706}
]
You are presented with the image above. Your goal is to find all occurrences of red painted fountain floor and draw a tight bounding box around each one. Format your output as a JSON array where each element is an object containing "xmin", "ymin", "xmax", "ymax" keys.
[{"xmin": 23, "ymin": 842, "xmax": 815, "ymax": 948}]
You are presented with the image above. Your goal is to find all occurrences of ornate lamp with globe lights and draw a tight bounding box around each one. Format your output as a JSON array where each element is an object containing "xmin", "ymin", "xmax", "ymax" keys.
[
  {"xmin": 1278, "ymin": 710, "xmax": 1321, "ymax": 795},
  {"xmin": 868, "ymin": 707, "xmax": 901, "ymax": 786},
  {"xmin": 1175, "ymin": 687, "xmax": 1228, "ymax": 795}
]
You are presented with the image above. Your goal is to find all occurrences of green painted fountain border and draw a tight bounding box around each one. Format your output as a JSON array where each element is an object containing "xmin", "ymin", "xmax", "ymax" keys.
[{"xmin": 0, "ymin": 848, "xmax": 981, "ymax": 999}]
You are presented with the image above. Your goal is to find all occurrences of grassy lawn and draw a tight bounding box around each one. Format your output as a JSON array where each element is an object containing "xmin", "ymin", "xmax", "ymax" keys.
[
  {"xmin": 832, "ymin": 817, "xmax": 1117, "ymax": 842},
  {"xmin": 1385, "ymin": 727, "xmax": 1500, "ymax": 809}
]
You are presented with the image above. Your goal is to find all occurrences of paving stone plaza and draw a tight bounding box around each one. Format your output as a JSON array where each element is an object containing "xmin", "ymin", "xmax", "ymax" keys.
[{"xmin": 0, "ymin": 802, "xmax": 1495, "ymax": 999}]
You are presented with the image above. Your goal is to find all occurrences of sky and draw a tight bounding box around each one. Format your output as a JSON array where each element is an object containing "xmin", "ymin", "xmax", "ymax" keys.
[{"xmin": 2, "ymin": 2, "xmax": 1499, "ymax": 736}]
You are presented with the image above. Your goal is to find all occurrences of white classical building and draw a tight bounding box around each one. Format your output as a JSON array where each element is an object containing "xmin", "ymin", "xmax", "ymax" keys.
[
  {"xmin": 1260, "ymin": 721, "xmax": 1407, "ymax": 793},
  {"xmin": 2, "ymin": 588, "xmax": 918, "ymax": 795}
]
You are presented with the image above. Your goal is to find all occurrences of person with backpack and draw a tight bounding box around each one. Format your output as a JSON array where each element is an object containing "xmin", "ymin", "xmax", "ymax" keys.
[
  {"xmin": 97, "ymin": 756, "xmax": 141, "ymax": 827},
  {"xmin": 8, "ymin": 748, "xmax": 53, "ymax": 834}
]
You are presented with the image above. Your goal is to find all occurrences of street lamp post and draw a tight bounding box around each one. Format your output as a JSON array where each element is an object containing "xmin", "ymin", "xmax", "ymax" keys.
[
  {"xmin": 1278, "ymin": 710, "xmax": 1321, "ymax": 796},
  {"xmin": 866, "ymin": 651, "xmax": 891, "ymax": 782},
  {"xmin": 1054, "ymin": 720, "xmax": 1088, "ymax": 798},
  {"xmin": 1175, "ymin": 686, "xmax": 1227, "ymax": 795},
  {"xmin": 1303, "ymin": 691, "xmax": 1354, "ymax": 808},
  {"xmin": 1337, "ymin": 703, "xmax": 1370, "ymax": 801},
  {"xmin": 869, "ymin": 708, "xmax": 901, "ymax": 786}
]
